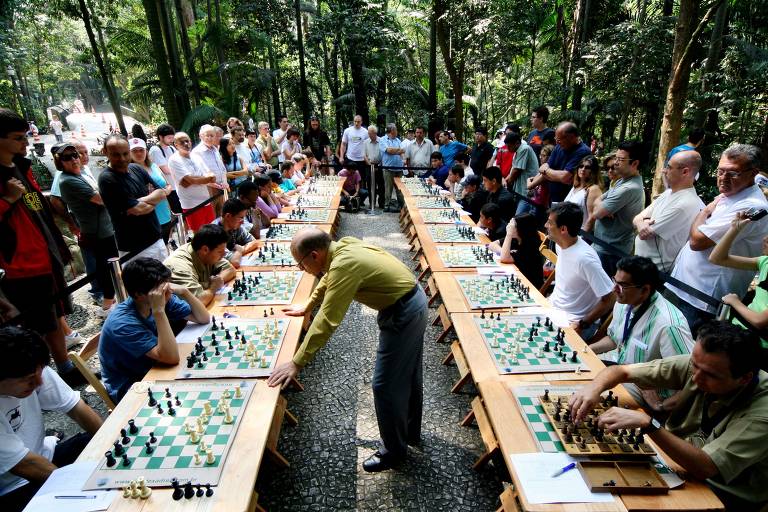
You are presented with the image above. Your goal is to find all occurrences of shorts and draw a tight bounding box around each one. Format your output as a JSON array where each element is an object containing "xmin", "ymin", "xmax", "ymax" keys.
[
  {"xmin": 0, "ymin": 273, "xmax": 71, "ymax": 334},
  {"xmin": 183, "ymin": 204, "xmax": 216, "ymax": 232}
]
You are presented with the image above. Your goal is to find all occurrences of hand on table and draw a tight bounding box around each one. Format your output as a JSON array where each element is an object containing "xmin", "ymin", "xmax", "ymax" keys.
[
  {"xmin": 267, "ymin": 361, "xmax": 300, "ymax": 389},
  {"xmin": 209, "ymin": 275, "xmax": 224, "ymax": 291},
  {"xmin": 282, "ymin": 303, "xmax": 307, "ymax": 317},
  {"xmin": 597, "ymin": 407, "xmax": 651, "ymax": 432}
]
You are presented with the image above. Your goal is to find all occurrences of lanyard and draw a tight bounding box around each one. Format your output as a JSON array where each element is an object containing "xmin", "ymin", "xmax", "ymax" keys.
[{"xmin": 620, "ymin": 296, "xmax": 653, "ymax": 346}]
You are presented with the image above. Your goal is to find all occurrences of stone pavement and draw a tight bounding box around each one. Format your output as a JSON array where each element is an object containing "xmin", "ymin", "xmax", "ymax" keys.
[{"xmin": 47, "ymin": 207, "xmax": 505, "ymax": 511}]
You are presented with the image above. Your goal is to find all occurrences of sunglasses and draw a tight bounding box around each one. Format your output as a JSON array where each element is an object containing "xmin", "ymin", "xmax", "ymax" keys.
[{"xmin": 59, "ymin": 153, "xmax": 80, "ymax": 162}]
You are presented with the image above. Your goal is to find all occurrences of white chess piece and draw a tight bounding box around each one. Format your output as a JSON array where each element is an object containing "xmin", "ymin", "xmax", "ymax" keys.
[
  {"xmin": 206, "ymin": 449, "xmax": 216, "ymax": 465},
  {"xmin": 235, "ymin": 386, "xmax": 242, "ymax": 398},
  {"xmin": 194, "ymin": 453, "xmax": 202, "ymax": 465},
  {"xmin": 224, "ymin": 405, "xmax": 234, "ymax": 424},
  {"xmin": 189, "ymin": 430, "xmax": 200, "ymax": 444}
]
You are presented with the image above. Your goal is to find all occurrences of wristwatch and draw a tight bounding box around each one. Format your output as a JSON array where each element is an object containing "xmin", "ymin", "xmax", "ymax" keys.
[{"xmin": 642, "ymin": 417, "xmax": 662, "ymax": 435}]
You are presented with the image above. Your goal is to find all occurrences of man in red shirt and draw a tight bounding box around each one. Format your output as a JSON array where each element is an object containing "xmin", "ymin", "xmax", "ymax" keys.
[{"xmin": 0, "ymin": 108, "xmax": 86, "ymax": 386}]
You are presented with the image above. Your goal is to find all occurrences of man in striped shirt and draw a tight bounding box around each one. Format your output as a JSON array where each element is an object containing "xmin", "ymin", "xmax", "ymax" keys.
[{"xmin": 589, "ymin": 256, "xmax": 694, "ymax": 409}]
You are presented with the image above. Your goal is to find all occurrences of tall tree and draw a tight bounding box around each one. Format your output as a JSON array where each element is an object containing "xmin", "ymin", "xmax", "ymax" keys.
[{"xmin": 295, "ymin": 0, "xmax": 311, "ymax": 125}]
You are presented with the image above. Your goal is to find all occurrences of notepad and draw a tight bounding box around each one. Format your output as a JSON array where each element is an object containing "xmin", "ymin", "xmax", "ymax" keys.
[{"xmin": 23, "ymin": 462, "xmax": 116, "ymax": 512}]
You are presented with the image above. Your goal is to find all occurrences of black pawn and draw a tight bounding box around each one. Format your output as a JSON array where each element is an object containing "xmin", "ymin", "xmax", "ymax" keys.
[
  {"xmin": 167, "ymin": 401, "xmax": 176, "ymax": 416},
  {"xmin": 202, "ymin": 352, "xmax": 208, "ymax": 361},
  {"xmin": 175, "ymin": 395, "xmax": 181, "ymax": 406},
  {"xmin": 184, "ymin": 481, "xmax": 194, "ymax": 499},
  {"xmin": 128, "ymin": 419, "xmax": 138, "ymax": 435},
  {"xmin": 196, "ymin": 484, "xmax": 204, "ymax": 497},
  {"xmin": 105, "ymin": 450, "xmax": 116, "ymax": 467},
  {"xmin": 113, "ymin": 440, "xmax": 124, "ymax": 456},
  {"xmin": 156, "ymin": 403, "xmax": 163, "ymax": 414},
  {"xmin": 570, "ymin": 351, "xmax": 578, "ymax": 363},
  {"xmin": 543, "ymin": 341, "xmax": 550, "ymax": 352},
  {"xmin": 561, "ymin": 353, "xmax": 567, "ymax": 362},
  {"xmin": 149, "ymin": 431, "xmax": 157, "ymax": 444},
  {"xmin": 120, "ymin": 428, "xmax": 130, "ymax": 445},
  {"xmin": 263, "ymin": 309, "xmax": 268, "ymax": 317},
  {"xmin": 121, "ymin": 454, "xmax": 130, "ymax": 467},
  {"xmin": 147, "ymin": 389, "xmax": 157, "ymax": 407},
  {"xmin": 205, "ymin": 484, "xmax": 213, "ymax": 497},
  {"xmin": 211, "ymin": 317, "xmax": 217, "ymax": 330},
  {"xmin": 228, "ymin": 341, "xmax": 233, "ymax": 350},
  {"xmin": 145, "ymin": 441, "xmax": 154, "ymax": 454},
  {"xmin": 215, "ymin": 347, "xmax": 221, "ymax": 356},
  {"xmin": 165, "ymin": 387, "xmax": 171, "ymax": 398},
  {"xmin": 172, "ymin": 479, "xmax": 183, "ymax": 501},
  {"xmin": 480, "ymin": 309, "xmax": 485, "ymax": 319}
]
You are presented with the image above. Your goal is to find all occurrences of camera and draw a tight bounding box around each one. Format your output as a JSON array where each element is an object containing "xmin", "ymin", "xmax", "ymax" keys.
[{"xmin": 744, "ymin": 207, "xmax": 768, "ymax": 221}]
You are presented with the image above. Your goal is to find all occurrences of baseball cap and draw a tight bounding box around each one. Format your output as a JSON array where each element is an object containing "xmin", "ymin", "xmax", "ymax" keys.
[
  {"xmin": 52, "ymin": 142, "xmax": 77, "ymax": 156},
  {"xmin": 464, "ymin": 175, "xmax": 481, "ymax": 187},
  {"xmin": 128, "ymin": 137, "xmax": 147, "ymax": 151}
]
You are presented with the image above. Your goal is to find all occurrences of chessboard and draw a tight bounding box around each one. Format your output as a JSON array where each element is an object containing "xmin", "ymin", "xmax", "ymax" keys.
[
  {"xmin": 420, "ymin": 208, "xmax": 464, "ymax": 224},
  {"xmin": 427, "ymin": 224, "xmax": 480, "ymax": 243},
  {"xmin": 265, "ymin": 223, "xmax": 311, "ymax": 241},
  {"xmin": 280, "ymin": 207, "xmax": 332, "ymax": 223},
  {"xmin": 225, "ymin": 271, "xmax": 301, "ymax": 305},
  {"xmin": 295, "ymin": 195, "xmax": 333, "ymax": 208},
  {"xmin": 512, "ymin": 384, "xmax": 581, "ymax": 452},
  {"xmin": 437, "ymin": 245, "xmax": 498, "ymax": 267},
  {"xmin": 177, "ymin": 317, "xmax": 289, "ymax": 379},
  {"xmin": 456, "ymin": 274, "xmax": 537, "ymax": 309},
  {"xmin": 539, "ymin": 390, "xmax": 657, "ymax": 457},
  {"xmin": 83, "ymin": 380, "xmax": 254, "ymax": 490},
  {"xmin": 474, "ymin": 313, "xmax": 585, "ymax": 374},
  {"xmin": 415, "ymin": 196, "xmax": 453, "ymax": 209},
  {"xmin": 402, "ymin": 179, "xmax": 442, "ymax": 196},
  {"xmin": 240, "ymin": 243, "xmax": 296, "ymax": 267}
]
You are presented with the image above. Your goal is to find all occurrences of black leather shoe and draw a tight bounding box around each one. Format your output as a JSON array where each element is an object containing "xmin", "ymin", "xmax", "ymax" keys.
[
  {"xmin": 362, "ymin": 451, "xmax": 401, "ymax": 473},
  {"xmin": 407, "ymin": 437, "xmax": 420, "ymax": 447}
]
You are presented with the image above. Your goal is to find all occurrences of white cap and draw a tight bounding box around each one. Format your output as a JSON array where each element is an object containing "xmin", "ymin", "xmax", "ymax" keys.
[{"xmin": 128, "ymin": 137, "xmax": 147, "ymax": 150}]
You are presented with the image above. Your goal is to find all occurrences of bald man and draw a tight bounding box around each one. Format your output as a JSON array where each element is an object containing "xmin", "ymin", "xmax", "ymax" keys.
[
  {"xmin": 633, "ymin": 151, "xmax": 704, "ymax": 272},
  {"xmin": 268, "ymin": 229, "xmax": 427, "ymax": 472}
]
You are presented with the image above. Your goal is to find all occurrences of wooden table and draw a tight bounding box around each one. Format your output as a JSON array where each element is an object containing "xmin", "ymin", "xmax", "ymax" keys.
[
  {"xmin": 272, "ymin": 206, "xmax": 339, "ymax": 227},
  {"xmin": 430, "ymin": 270, "xmax": 548, "ymax": 314},
  {"xmin": 414, "ymin": 224, "xmax": 491, "ymax": 246},
  {"xmin": 477, "ymin": 380, "xmax": 724, "ymax": 512},
  {"xmin": 420, "ymin": 242, "xmax": 514, "ymax": 273},
  {"xmin": 291, "ymin": 194, "xmax": 341, "ymax": 210}
]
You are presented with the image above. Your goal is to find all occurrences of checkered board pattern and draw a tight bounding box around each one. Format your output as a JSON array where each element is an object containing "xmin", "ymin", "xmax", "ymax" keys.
[
  {"xmin": 177, "ymin": 318, "xmax": 289, "ymax": 379},
  {"xmin": 240, "ymin": 243, "xmax": 295, "ymax": 267},
  {"xmin": 511, "ymin": 384, "xmax": 582, "ymax": 452},
  {"xmin": 83, "ymin": 380, "xmax": 253, "ymax": 490},
  {"xmin": 456, "ymin": 274, "xmax": 537, "ymax": 309},
  {"xmin": 437, "ymin": 245, "xmax": 498, "ymax": 267},
  {"xmin": 420, "ymin": 208, "xmax": 463, "ymax": 224},
  {"xmin": 403, "ymin": 181, "xmax": 442, "ymax": 196},
  {"xmin": 313, "ymin": 175, "xmax": 343, "ymax": 182},
  {"xmin": 415, "ymin": 197, "xmax": 453, "ymax": 209},
  {"xmin": 295, "ymin": 195, "xmax": 333, "ymax": 208},
  {"xmin": 281, "ymin": 209, "xmax": 332, "ymax": 222},
  {"xmin": 225, "ymin": 271, "xmax": 301, "ymax": 305},
  {"xmin": 427, "ymin": 225, "xmax": 480, "ymax": 243},
  {"xmin": 265, "ymin": 223, "xmax": 312, "ymax": 241},
  {"xmin": 473, "ymin": 314, "xmax": 583, "ymax": 374}
]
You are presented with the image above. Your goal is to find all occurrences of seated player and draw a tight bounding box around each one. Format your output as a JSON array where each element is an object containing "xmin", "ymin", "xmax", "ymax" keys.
[
  {"xmin": 570, "ymin": 321, "xmax": 768, "ymax": 512},
  {"xmin": 213, "ymin": 198, "xmax": 260, "ymax": 268},
  {"xmin": 546, "ymin": 202, "xmax": 615, "ymax": 340},
  {"xmin": 589, "ymin": 256, "xmax": 694, "ymax": 409},
  {"xmin": 0, "ymin": 326, "xmax": 103, "ymax": 511},
  {"xmin": 446, "ymin": 165, "xmax": 465, "ymax": 199},
  {"xmin": 338, "ymin": 165, "xmax": 368, "ymax": 211},
  {"xmin": 478, "ymin": 203, "xmax": 507, "ymax": 242},
  {"xmin": 458, "ymin": 174, "xmax": 485, "ymax": 221},
  {"xmin": 422, "ymin": 151, "xmax": 450, "ymax": 189},
  {"xmin": 254, "ymin": 174, "xmax": 282, "ymax": 220},
  {"xmin": 266, "ymin": 170, "xmax": 291, "ymax": 206},
  {"xmin": 100, "ymin": 258, "xmax": 210, "ymax": 403},
  {"xmin": 164, "ymin": 224, "xmax": 236, "ymax": 306},
  {"xmin": 482, "ymin": 166, "xmax": 515, "ymax": 222},
  {"xmin": 494, "ymin": 213, "xmax": 544, "ymax": 289},
  {"xmin": 237, "ymin": 180, "xmax": 268, "ymax": 234},
  {"xmin": 278, "ymin": 162, "xmax": 298, "ymax": 195}
]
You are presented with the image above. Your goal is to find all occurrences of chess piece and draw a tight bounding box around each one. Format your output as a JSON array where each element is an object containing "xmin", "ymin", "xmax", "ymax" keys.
[
  {"xmin": 123, "ymin": 486, "xmax": 131, "ymax": 498},
  {"xmin": 211, "ymin": 316, "xmax": 218, "ymax": 330},
  {"xmin": 235, "ymin": 385, "xmax": 242, "ymax": 398},
  {"xmin": 131, "ymin": 481, "xmax": 141, "ymax": 498},
  {"xmin": 167, "ymin": 400, "xmax": 176, "ymax": 416},
  {"xmin": 190, "ymin": 430, "xmax": 200, "ymax": 443},
  {"xmin": 543, "ymin": 390, "xmax": 550, "ymax": 401},
  {"xmin": 184, "ymin": 481, "xmax": 195, "ymax": 499},
  {"xmin": 147, "ymin": 389, "xmax": 157, "ymax": 407},
  {"xmin": 194, "ymin": 452, "xmax": 202, "ymax": 465},
  {"xmin": 204, "ymin": 401, "xmax": 213, "ymax": 415},
  {"xmin": 205, "ymin": 483, "xmax": 214, "ymax": 497},
  {"xmin": 224, "ymin": 405, "xmax": 234, "ymax": 424},
  {"xmin": 120, "ymin": 428, "xmax": 130, "ymax": 445},
  {"xmin": 122, "ymin": 453, "xmax": 130, "ymax": 467},
  {"xmin": 149, "ymin": 431, "xmax": 157, "ymax": 444},
  {"xmin": 145, "ymin": 441, "xmax": 154, "ymax": 454},
  {"xmin": 137, "ymin": 477, "xmax": 152, "ymax": 499},
  {"xmin": 175, "ymin": 395, "xmax": 181, "ymax": 406},
  {"xmin": 172, "ymin": 478, "xmax": 184, "ymax": 501},
  {"xmin": 105, "ymin": 450, "xmax": 116, "ymax": 467},
  {"xmin": 196, "ymin": 484, "xmax": 204, "ymax": 497},
  {"xmin": 570, "ymin": 351, "xmax": 578, "ymax": 363},
  {"xmin": 165, "ymin": 387, "xmax": 171, "ymax": 398},
  {"xmin": 113, "ymin": 440, "xmax": 124, "ymax": 456},
  {"xmin": 206, "ymin": 448, "xmax": 216, "ymax": 465}
]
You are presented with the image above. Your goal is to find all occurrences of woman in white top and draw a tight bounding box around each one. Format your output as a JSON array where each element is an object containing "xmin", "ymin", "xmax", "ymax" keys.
[{"xmin": 564, "ymin": 155, "xmax": 603, "ymax": 232}]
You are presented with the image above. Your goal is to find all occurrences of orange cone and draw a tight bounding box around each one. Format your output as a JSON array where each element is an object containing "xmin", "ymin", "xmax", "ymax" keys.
[{"xmin": 80, "ymin": 123, "xmax": 86, "ymax": 138}]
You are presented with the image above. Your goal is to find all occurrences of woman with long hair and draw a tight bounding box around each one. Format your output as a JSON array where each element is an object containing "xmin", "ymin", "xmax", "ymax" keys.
[
  {"xmin": 564, "ymin": 155, "xmax": 604, "ymax": 232},
  {"xmin": 219, "ymin": 137, "xmax": 249, "ymax": 190},
  {"xmin": 496, "ymin": 213, "xmax": 544, "ymax": 288},
  {"xmin": 129, "ymin": 137, "xmax": 173, "ymax": 243}
]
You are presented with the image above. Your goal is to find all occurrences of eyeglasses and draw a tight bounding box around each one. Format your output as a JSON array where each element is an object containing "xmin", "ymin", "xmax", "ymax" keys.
[
  {"xmin": 296, "ymin": 251, "xmax": 313, "ymax": 271},
  {"xmin": 578, "ymin": 164, "xmax": 592, "ymax": 169},
  {"xmin": 716, "ymin": 168, "xmax": 750, "ymax": 179},
  {"xmin": 611, "ymin": 277, "xmax": 642, "ymax": 293},
  {"xmin": 59, "ymin": 153, "xmax": 80, "ymax": 162},
  {"xmin": 176, "ymin": 139, "xmax": 191, "ymax": 146},
  {"xmin": 613, "ymin": 157, "xmax": 630, "ymax": 164}
]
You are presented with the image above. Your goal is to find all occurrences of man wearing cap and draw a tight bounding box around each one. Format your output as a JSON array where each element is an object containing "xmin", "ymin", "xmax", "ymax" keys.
[
  {"xmin": 470, "ymin": 127, "xmax": 494, "ymax": 176},
  {"xmin": 268, "ymin": 228, "xmax": 428, "ymax": 474},
  {"xmin": 167, "ymin": 132, "xmax": 218, "ymax": 232},
  {"xmin": 502, "ymin": 132, "xmax": 540, "ymax": 214},
  {"xmin": 633, "ymin": 151, "xmax": 704, "ymax": 272}
]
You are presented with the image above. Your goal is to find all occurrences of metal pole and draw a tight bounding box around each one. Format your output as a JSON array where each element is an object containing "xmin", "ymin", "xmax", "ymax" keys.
[
  {"xmin": 108, "ymin": 257, "xmax": 128, "ymax": 303},
  {"xmin": 716, "ymin": 303, "xmax": 731, "ymax": 321},
  {"xmin": 366, "ymin": 163, "xmax": 382, "ymax": 216},
  {"xmin": 173, "ymin": 212, "xmax": 188, "ymax": 246}
]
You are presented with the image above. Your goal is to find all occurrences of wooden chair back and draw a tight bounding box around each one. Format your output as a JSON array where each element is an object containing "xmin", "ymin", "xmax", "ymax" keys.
[
  {"xmin": 538, "ymin": 235, "xmax": 557, "ymax": 295},
  {"xmin": 68, "ymin": 332, "xmax": 115, "ymax": 411}
]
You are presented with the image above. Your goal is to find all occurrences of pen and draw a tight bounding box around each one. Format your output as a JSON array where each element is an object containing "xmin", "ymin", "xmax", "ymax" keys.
[
  {"xmin": 55, "ymin": 495, "xmax": 98, "ymax": 499},
  {"xmin": 551, "ymin": 462, "xmax": 577, "ymax": 477}
]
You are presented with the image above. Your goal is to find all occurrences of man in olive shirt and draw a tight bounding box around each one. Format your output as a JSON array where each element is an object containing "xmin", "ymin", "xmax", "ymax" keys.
[
  {"xmin": 268, "ymin": 228, "xmax": 427, "ymax": 472},
  {"xmin": 570, "ymin": 321, "xmax": 768, "ymax": 511},
  {"xmin": 163, "ymin": 224, "xmax": 235, "ymax": 306}
]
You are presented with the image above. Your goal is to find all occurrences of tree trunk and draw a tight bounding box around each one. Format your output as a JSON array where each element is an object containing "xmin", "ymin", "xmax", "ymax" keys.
[
  {"xmin": 435, "ymin": 0, "xmax": 464, "ymax": 137},
  {"xmin": 428, "ymin": 0, "xmax": 437, "ymax": 121},
  {"xmin": 210, "ymin": 0, "xmax": 230, "ymax": 96},
  {"xmin": 77, "ymin": 0, "xmax": 127, "ymax": 135},
  {"xmin": 157, "ymin": 0, "xmax": 190, "ymax": 118},
  {"xmin": 140, "ymin": 0, "xmax": 184, "ymax": 128},
  {"xmin": 652, "ymin": 0, "xmax": 723, "ymax": 196},
  {"xmin": 174, "ymin": 0, "xmax": 202, "ymax": 105},
  {"xmin": 268, "ymin": 43, "xmax": 282, "ymax": 123},
  {"xmin": 295, "ymin": 0, "xmax": 310, "ymax": 126},
  {"xmin": 693, "ymin": 1, "xmax": 728, "ymax": 133},
  {"xmin": 571, "ymin": 0, "xmax": 591, "ymax": 111}
]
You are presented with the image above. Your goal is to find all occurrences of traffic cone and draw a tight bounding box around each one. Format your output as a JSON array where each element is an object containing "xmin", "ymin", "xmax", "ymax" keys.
[
  {"xmin": 91, "ymin": 106, "xmax": 95, "ymax": 114},
  {"xmin": 80, "ymin": 124, "xmax": 86, "ymax": 138}
]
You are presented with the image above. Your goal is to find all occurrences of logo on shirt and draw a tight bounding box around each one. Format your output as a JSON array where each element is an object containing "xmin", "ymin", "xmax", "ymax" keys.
[
  {"xmin": 6, "ymin": 406, "xmax": 22, "ymax": 431},
  {"xmin": 22, "ymin": 192, "xmax": 43, "ymax": 212}
]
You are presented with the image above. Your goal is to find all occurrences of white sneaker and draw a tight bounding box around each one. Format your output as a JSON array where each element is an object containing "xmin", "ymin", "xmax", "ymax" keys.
[
  {"xmin": 95, "ymin": 305, "xmax": 114, "ymax": 320},
  {"xmin": 65, "ymin": 331, "xmax": 82, "ymax": 349}
]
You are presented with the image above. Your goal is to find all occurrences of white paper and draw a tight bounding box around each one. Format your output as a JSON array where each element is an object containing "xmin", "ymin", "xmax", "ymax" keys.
[
  {"xmin": 23, "ymin": 462, "xmax": 116, "ymax": 512},
  {"xmin": 510, "ymin": 452, "xmax": 614, "ymax": 504},
  {"xmin": 277, "ymin": 212, "xmax": 291, "ymax": 219},
  {"xmin": 175, "ymin": 319, "xmax": 212, "ymax": 343},
  {"xmin": 521, "ymin": 306, "xmax": 571, "ymax": 328}
]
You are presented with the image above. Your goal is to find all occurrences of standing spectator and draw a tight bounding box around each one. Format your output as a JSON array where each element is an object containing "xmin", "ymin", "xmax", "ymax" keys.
[
  {"xmin": 49, "ymin": 115, "xmax": 63, "ymax": 142},
  {"xmin": 496, "ymin": 213, "xmax": 544, "ymax": 288},
  {"xmin": 256, "ymin": 121, "xmax": 280, "ymax": 167},
  {"xmin": 502, "ymin": 132, "xmax": 539, "ymax": 214},
  {"xmin": 219, "ymin": 136, "xmax": 248, "ymax": 190},
  {"xmin": 546, "ymin": 202, "xmax": 616, "ymax": 339},
  {"xmin": 482, "ymin": 166, "xmax": 516, "ymax": 222},
  {"xmin": 230, "ymin": 125, "xmax": 257, "ymax": 173},
  {"xmin": 272, "ymin": 115, "xmax": 290, "ymax": 146},
  {"xmin": 148, "ymin": 123, "xmax": 181, "ymax": 213},
  {"xmin": 564, "ymin": 155, "xmax": 604, "ymax": 232},
  {"xmin": 213, "ymin": 198, "xmax": 259, "ymax": 268},
  {"xmin": 523, "ymin": 143, "xmax": 555, "ymax": 219},
  {"xmin": 240, "ymin": 128, "xmax": 269, "ymax": 172},
  {"xmin": 304, "ymin": 115, "xmax": 332, "ymax": 161},
  {"xmin": 55, "ymin": 142, "xmax": 118, "ymax": 319},
  {"xmin": 364, "ymin": 126, "xmax": 384, "ymax": 208},
  {"xmin": 589, "ymin": 140, "xmax": 646, "ymax": 276},
  {"xmin": 665, "ymin": 127, "xmax": 706, "ymax": 166},
  {"xmin": 634, "ymin": 151, "xmax": 704, "ymax": 272},
  {"xmin": 167, "ymin": 132, "xmax": 217, "ymax": 232},
  {"xmin": 529, "ymin": 121, "xmax": 591, "ymax": 204},
  {"xmin": 423, "ymin": 152, "xmax": 450, "ymax": 190},
  {"xmin": 469, "ymin": 127, "xmax": 494, "ymax": 176},
  {"xmin": 338, "ymin": 165, "xmax": 368, "ymax": 211},
  {"xmin": 226, "ymin": 117, "xmax": 244, "ymax": 132},
  {"xmin": 405, "ymin": 126, "xmax": 434, "ymax": 173},
  {"xmin": 380, "ymin": 123, "xmax": 406, "ymax": 212},
  {"xmin": 0, "ymin": 109, "xmax": 85, "ymax": 385},
  {"xmin": 191, "ymin": 125, "xmax": 228, "ymax": 217},
  {"xmin": 280, "ymin": 128, "xmax": 302, "ymax": 163},
  {"xmin": 603, "ymin": 152, "xmax": 619, "ymax": 189},
  {"xmin": 129, "ymin": 137, "xmax": 174, "ymax": 244},
  {"xmin": 98, "ymin": 135, "xmax": 167, "ymax": 263},
  {"xmin": 666, "ymin": 144, "xmax": 768, "ymax": 331},
  {"xmin": 339, "ymin": 115, "xmax": 369, "ymax": 188},
  {"xmin": 400, "ymin": 128, "xmax": 415, "ymax": 159},
  {"xmin": 437, "ymin": 130, "xmax": 468, "ymax": 168},
  {"xmin": 527, "ymin": 106, "xmax": 555, "ymax": 157},
  {"xmin": 494, "ymin": 133, "xmax": 514, "ymax": 179}
]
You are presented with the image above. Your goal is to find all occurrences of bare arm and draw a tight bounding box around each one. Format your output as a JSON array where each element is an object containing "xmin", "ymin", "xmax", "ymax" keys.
[
  {"xmin": 137, "ymin": 188, "xmax": 167, "ymax": 206},
  {"xmin": 9, "ymin": 451, "xmax": 56, "ymax": 483},
  {"xmin": 582, "ymin": 291, "xmax": 616, "ymax": 327},
  {"xmin": 709, "ymin": 215, "xmax": 760, "ymax": 270},
  {"xmin": 171, "ymin": 285, "xmax": 210, "ymax": 324},
  {"xmin": 126, "ymin": 201, "xmax": 155, "ymax": 216},
  {"xmin": 180, "ymin": 175, "xmax": 215, "ymax": 187},
  {"xmin": 144, "ymin": 284, "xmax": 180, "ymax": 365},
  {"xmin": 589, "ymin": 335, "xmax": 617, "ymax": 354},
  {"xmin": 540, "ymin": 164, "xmax": 574, "ymax": 185},
  {"xmin": 689, "ymin": 198, "xmax": 720, "ymax": 251},
  {"xmin": 66, "ymin": 399, "xmax": 103, "ymax": 434},
  {"xmin": 722, "ymin": 294, "xmax": 768, "ymax": 329},
  {"xmin": 89, "ymin": 192, "xmax": 105, "ymax": 206}
]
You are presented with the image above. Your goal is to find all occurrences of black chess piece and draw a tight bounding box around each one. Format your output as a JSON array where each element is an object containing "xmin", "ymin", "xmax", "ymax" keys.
[
  {"xmin": 480, "ymin": 309, "xmax": 485, "ymax": 319},
  {"xmin": 149, "ymin": 432, "xmax": 157, "ymax": 444},
  {"xmin": 128, "ymin": 419, "xmax": 138, "ymax": 435},
  {"xmin": 197, "ymin": 359, "xmax": 204, "ymax": 369},
  {"xmin": 175, "ymin": 395, "xmax": 181, "ymax": 406},
  {"xmin": 121, "ymin": 454, "xmax": 130, "ymax": 467},
  {"xmin": 196, "ymin": 484, "xmax": 204, "ymax": 497},
  {"xmin": 543, "ymin": 389, "xmax": 550, "ymax": 401},
  {"xmin": 184, "ymin": 481, "xmax": 194, "ymax": 499},
  {"xmin": 156, "ymin": 403, "xmax": 164, "ymax": 414},
  {"xmin": 113, "ymin": 440, "xmax": 124, "ymax": 456},
  {"xmin": 145, "ymin": 441, "xmax": 154, "ymax": 454},
  {"xmin": 172, "ymin": 479, "xmax": 183, "ymax": 501},
  {"xmin": 105, "ymin": 450, "xmax": 116, "ymax": 467},
  {"xmin": 202, "ymin": 352, "xmax": 208, "ymax": 362},
  {"xmin": 120, "ymin": 428, "xmax": 130, "ymax": 445},
  {"xmin": 165, "ymin": 387, "xmax": 171, "ymax": 398},
  {"xmin": 186, "ymin": 356, "xmax": 194, "ymax": 369},
  {"xmin": 147, "ymin": 389, "xmax": 157, "ymax": 407},
  {"xmin": 543, "ymin": 341, "xmax": 550, "ymax": 352},
  {"xmin": 167, "ymin": 400, "xmax": 176, "ymax": 416},
  {"xmin": 228, "ymin": 341, "xmax": 233, "ymax": 350},
  {"xmin": 215, "ymin": 347, "xmax": 220, "ymax": 356},
  {"xmin": 205, "ymin": 483, "xmax": 214, "ymax": 497},
  {"xmin": 570, "ymin": 351, "xmax": 578, "ymax": 363},
  {"xmin": 561, "ymin": 353, "xmax": 567, "ymax": 362},
  {"xmin": 211, "ymin": 316, "xmax": 218, "ymax": 330}
]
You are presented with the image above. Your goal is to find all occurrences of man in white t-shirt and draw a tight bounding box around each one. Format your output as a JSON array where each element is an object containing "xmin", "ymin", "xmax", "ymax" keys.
[
  {"xmin": 0, "ymin": 326, "xmax": 102, "ymax": 510},
  {"xmin": 49, "ymin": 116, "xmax": 63, "ymax": 142},
  {"xmin": 634, "ymin": 150, "xmax": 704, "ymax": 272},
  {"xmin": 546, "ymin": 202, "xmax": 616, "ymax": 340},
  {"xmin": 272, "ymin": 115, "xmax": 290, "ymax": 146},
  {"xmin": 340, "ymin": 114, "xmax": 369, "ymax": 191},
  {"xmin": 148, "ymin": 123, "xmax": 180, "ymax": 213},
  {"xmin": 168, "ymin": 132, "xmax": 217, "ymax": 231},
  {"xmin": 665, "ymin": 144, "xmax": 768, "ymax": 332}
]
